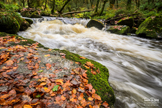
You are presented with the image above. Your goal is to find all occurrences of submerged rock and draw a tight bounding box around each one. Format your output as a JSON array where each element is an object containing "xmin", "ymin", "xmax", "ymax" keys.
[
  {"xmin": 107, "ymin": 25, "xmax": 130, "ymax": 35},
  {"xmin": 86, "ymin": 19, "xmax": 104, "ymax": 30},
  {"xmin": 30, "ymin": 11, "xmax": 42, "ymax": 18},
  {"xmin": 136, "ymin": 15, "xmax": 162, "ymax": 39},
  {"xmin": 117, "ymin": 17, "xmax": 134, "ymax": 28}
]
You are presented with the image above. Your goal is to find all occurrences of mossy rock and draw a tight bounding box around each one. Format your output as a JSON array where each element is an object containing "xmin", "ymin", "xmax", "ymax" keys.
[
  {"xmin": 30, "ymin": 11, "xmax": 42, "ymax": 18},
  {"xmin": 86, "ymin": 19, "xmax": 104, "ymax": 30},
  {"xmin": 130, "ymin": 27, "xmax": 137, "ymax": 33},
  {"xmin": 25, "ymin": 18, "xmax": 33, "ymax": 24},
  {"xmin": 136, "ymin": 15, "xmax": 162, "ymax": 38},
  {"xmin": 107, "ymin": 25, "xmax": 130, "ymax": 35},
  {"xmin": 0, "ymin": 32, "xmax": 115, "ymax": 106},
  {"xmin": 41, "ymin": 11, "xmax": 50, "ymax": 16},
  {"xmin": 19, "ymin": 19, "xmax": 30, "ymax": 31},
  {"xmin": 0, "ymin": 12, "xmax": 20, "ymax": 34},
  {"xmin": 117, "ymin": 17, "xmax": 134, "ymax": 28},
  {"xmin": 21, "ymin": 11, "xmax": 31, "ymax": 17}
]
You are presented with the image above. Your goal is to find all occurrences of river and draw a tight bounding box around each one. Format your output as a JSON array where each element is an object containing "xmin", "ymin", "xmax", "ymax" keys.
[{"xmin": 18, "ymin": 17, "xmax": 162, "ymax": 108}]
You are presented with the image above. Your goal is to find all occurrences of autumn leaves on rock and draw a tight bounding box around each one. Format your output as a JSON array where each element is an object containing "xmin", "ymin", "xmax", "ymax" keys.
[{"xmin": 0, "ymin": 35, "xmax": 113, "ymax": 108}]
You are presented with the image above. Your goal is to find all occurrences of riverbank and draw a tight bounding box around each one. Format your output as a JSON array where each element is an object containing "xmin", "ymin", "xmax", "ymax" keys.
[{"xmin": 0, "ymin": 32, "xmax": 115, "ymax": 108}]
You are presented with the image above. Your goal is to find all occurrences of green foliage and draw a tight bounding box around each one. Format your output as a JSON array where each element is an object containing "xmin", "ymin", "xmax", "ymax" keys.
[
  {"xmin": 52, "ymin": 85, "xmax": 59, "ymax": 91},
  {"xmin": 36, "ymin": 94, "xmax": 41, "ymax": 98}
]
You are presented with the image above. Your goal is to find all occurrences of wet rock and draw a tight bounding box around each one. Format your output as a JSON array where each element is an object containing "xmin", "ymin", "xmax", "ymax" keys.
[
  {"xmin": 30, "ymin": 11, "xmax": 42, "ymax": 18},
  {"xmin": 117, "ymin": 17, "xmax": 134, "ymax": 28},
  {"xmin": 25, "ymin": 19, "xmax": 33, "ymax": 24},
  {"xmin": 107, "ymin": 25, "xmax": 130, "ymax": 35},
  {"xmin": 136, "ymin": 15, "xmax": 162, "ymax": 39},
  {"xmin": 86, "ymin": 19, "xmax": 104, "ymax": 30},
  {"xmin": 19, "ymin": 19, "xmax": 30, "ymax": 31}
]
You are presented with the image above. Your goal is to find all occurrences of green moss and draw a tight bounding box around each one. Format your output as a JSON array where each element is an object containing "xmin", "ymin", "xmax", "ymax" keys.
[
  {"xmin": 107, "ymin": 25, "xmax": 130, "ymax": 35},
  {"xmin": 86, "ymin": 19, "xmax": 104, "ymax": 30},
  {"xmin": 25, "ymin": 19, "xmax": 33, "ymax": 24},
  {"xmin": 0, "ymin": 12, "xmax": 20, "ymax": 34},
  {"xmin": 117, "ymin": 17, "xmax": 134, "ymax": 28},
  {"xmin": 136, "ymin": 15, "xmax": 162, "ymax": 38},
  {"xmin": 54, "ymin": 49, "xmax": 115, "ymax": 106}
]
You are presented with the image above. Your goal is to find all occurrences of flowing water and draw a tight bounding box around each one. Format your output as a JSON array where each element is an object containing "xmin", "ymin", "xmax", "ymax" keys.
[{"xmin": 18, "ymin": 18, "xmax": 162, "ymax": 108}]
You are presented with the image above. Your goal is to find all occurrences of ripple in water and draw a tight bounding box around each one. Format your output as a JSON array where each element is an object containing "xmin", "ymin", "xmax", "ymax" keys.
[{"xmin": 18, "ymin": 19, "xmax": 162, "ymax": 108}]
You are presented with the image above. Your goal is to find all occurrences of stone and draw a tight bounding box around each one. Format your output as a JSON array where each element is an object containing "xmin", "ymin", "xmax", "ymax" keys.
[
  {"xmin": 117, "ymin": 17, "xmax": 134, "ymax": 28},
  {"xmin": 107, "ymin": 25, "xmax": 130, "ymax": 35},
  {"xmin": 136, "ymin": 15, "xmax": 162, "ymax": 39},
  {"xmin": 86, "ymin": 19, "xmax": 104, "ymax": 30},
  {"xmin": 19, "ymin": 19, "xmax": 30, "ymax": 31},
  {"xmin": 25, "ymin": 19, "xmax": 33, "ymax": 24}
]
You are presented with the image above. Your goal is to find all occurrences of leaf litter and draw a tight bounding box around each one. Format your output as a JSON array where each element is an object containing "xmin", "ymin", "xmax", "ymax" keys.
[{"xmin": 0, "ymin": 36, "xmax": 110, "ymax": 108}]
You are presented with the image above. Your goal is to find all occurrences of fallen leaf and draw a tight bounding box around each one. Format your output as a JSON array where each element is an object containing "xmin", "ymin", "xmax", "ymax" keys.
[
  {"xmin": 52, "ymin": 85, "xmax": 59, "ymax": 92},
  {"xmin": 102, "ymin": 101, "xmax": 109, "ymax": 107},
  {"xmin": 92, "ymin": 94, "xmax": 101, "ymax": 100},
  {"xmin": 23, "ymin": 104, "xmax": 32, "ymax": 108}
]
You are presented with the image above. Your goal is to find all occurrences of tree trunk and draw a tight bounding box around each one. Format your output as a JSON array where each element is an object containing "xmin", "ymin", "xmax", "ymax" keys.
[
  {"xmin": 22, "ymin": 0, "xmax": 25, "ymax": 7},
  {"xmin": 58, "ymin": 0, "xmax": 71, "ymax": 14},
  {"xmin": 89, "ymin": 0, "xmax": 93, "ymax": 8},
  {"xmin": 44, "ymin": 0, "xmax": 47, "ymax": 10},
  {"xmin": 99, "ymin": 0, "xmax": 108, "ymax": 16},
  {"xmin": 110, "ymin": 0, "xmax": 115, "ymax": 8},
  {"xmin": 116, "ymin": 0, "xmax": 118, "ymax": 8},
  {"xmin": 27, "ymin": 0, "xmax": 30, "ymax": 8},
  {"xmin": 126, "ymin": 0, "xmax": 132, "ymax": 9},
  {"xmin": 51, "ymin": 0, "xmax": 55, "ymax": 14},
  {"xmin": 94, "ymin": 0, "xmax": 100, "ymax": 13}
]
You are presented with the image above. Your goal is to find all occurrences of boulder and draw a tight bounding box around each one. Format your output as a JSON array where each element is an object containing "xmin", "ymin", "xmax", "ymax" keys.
[
  {"xmin": 136, "ymin": 15, "xmax": 162, "ymax": 39},
  {"xmin": 86, "ymin": 19, "xmax": 104, "ymax": 30},
  {"xmin": 30, "ymin": 11, "xmax": 42, "ymax": 18},
  {"xmin": 25, "ymin": 19, "xmax": 33, "ymax": 24},
  {"xmin": 0, "ymin": 12, "xmax": 20, "ymax": 34},
  {"xmin": 21, "ymin": 11, "xmax": 31, "ymax": 17},
  {"xmin": 107, "ymin": 25, "xmax": 130, "ymax": 35},
  {"xmin": 117, "ymin": 17, "xmax": 134, "ymax": 28},
  {"xmin": 19, "ymin": 19, "xmax": 30, "ymax": 31}
]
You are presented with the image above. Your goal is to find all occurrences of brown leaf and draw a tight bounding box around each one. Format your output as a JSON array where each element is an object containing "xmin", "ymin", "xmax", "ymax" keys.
[
  {"xmin": 61, "ymin": 95, "xmax": 66, "ymax": 101},
  {"xmin": 5, "ymin": 60, "xmax": 14, "ymax": 66},
  {"xmin": 80, "ymin": 57, "xmax": 86, "ymax": 59},
  {"xmin": 85, "ymin": 62, "xmax": 94, "ymax": 68},
  {"xmin": 92, "ymin": 94, "xmax": 101, "ymax": 100},
  {"xmin": 102, "ymin": 101, "xmax": 109, "ymax": 107},
  {"xmin": 55, "ymin": 79, "xmax": 64, "ymax": 85},
  {"xmin": 23, "ymin": 104, "xmax": 32, "ymax": 108},
  {"xmin": 46, "ymin": 63, "xmax": 51, "ymax": 70}
]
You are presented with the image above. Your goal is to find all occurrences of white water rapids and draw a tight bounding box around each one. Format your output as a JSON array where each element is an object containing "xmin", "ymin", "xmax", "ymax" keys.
[{"xmin": 18, "ymin": 18, "xmax": 162, "ymax": 108}]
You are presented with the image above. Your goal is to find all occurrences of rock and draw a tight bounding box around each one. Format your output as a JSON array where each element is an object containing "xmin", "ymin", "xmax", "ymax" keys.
[
  {"xmin": 25, "ymin": 19, "xmax": 33, "ymax": 24},
  {"xmin": 107, "ymin": 25, "xmax": 130, "ymax": 35},
  {"xmin": 41, "ymin": 11, "xmax": 50, "ymax": 16},
  {"xmin": 130, "ymin": 27, "xmax": 137, "ymax": 34},
  {"xmin": 21, "ymin": 11, "xmax": 31, "ymax": 17},
  {"xmin": 136, "ymin": 15, "xmax": 162, "ymax": 39},
  {"xmin": 117, "ymin": 17, "xmax": 134, "ymax": 28},
  {"xmin": 0, "ymin": 12, "xmax": 20, "ymax": 34},
  {"xmin": 30, "ymin": 11, "xmax": 42, "ymax": 18},
  {"xmin": 86, "ymin": 19, "xmax": 104, "ymax": 30},
  {"xmin": 19, "ymin": 19, "xmax": 30, "ymax": 31}
]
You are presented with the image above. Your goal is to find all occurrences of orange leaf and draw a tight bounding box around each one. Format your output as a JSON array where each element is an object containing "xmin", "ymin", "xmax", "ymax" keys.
[
  {"xmin": 61, "ymin": 95, "xmax": 66, "ymax": 101},
  {"xmin": 78, "ymin": 93, "xmax": 84, "ymax": 100},
  {"xmin": 85, "ymin": 62, "xmax": 94, "ymax": 69},
  {"xmin": 23, "ymin": 104, "xmax": 32, "ymax": 108},
  {"xmin": 46, "ymin": 63, "xmax": 51, "ymax": 70},
  {"xmin": 93, "ymin": 105, "xmax": 100, "ymax": 108},
  {"xmin": 5, "ymin": 60, "xmax": 14, "ymax": 66},
  {"xmin": 102, "ymin": 101, "xmax": 109, "ymax": 107},
  {"xmin": 72, "ymin": 89, "xmax": 77, "ymax": 94},
  {"xmin": 80, "ymin": 57, "xmax": 86, "ymax": 59},
  {"xmin": 88, "ymin": 97, "xmax": 93, "ymax": 101},
  {"xmin": 40, "ymin": 82, "xmax": 46, "ymax": 86},
  {"xmin": 91, "ymin": 70, "xmax": 96, "ymax": 75},
  {"xmin": 85, "ymin": 84, "xmax": 93, "ymax": 90},
  {"xmin": 92, "ymin": 94, "xmax": 101, "ymax": 100},
  {"xmin": 55, "ymin": 79, "xmax": 64, "ymax": 85}
]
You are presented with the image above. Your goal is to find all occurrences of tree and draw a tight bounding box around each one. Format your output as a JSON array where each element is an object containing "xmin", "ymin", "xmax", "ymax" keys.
[
  {"xmin": 58, "ymin": 0, "xmax": 71, "ymax": 14},
  {"xmin": 94, "ymin": 0, "xmax": 100, "ymax": 13},
  {"xmin": 126, "ymin": 0, "xmax": 132, "ymax": 9},
  {"xmin": 99, "ymin": 0, "xmax": 108, "ymax": 16},
  {"xmin": 51, "ymin": 0, "xmax": 55, "ymax": 14}
]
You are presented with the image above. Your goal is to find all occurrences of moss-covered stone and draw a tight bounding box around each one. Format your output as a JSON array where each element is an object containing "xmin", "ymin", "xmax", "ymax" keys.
[
  {"xmin": 0, "ymin": 12, "xmax": 20, "ymax": 34},
  {"xmin": 136, "ymin": 15, "xmax": 162, "ymax": 38},
  {"xmin": 107, "ymin": 25, "xmax": 130, "ymax": 35},
  {"xmin": 117, "ymin": 17, "xmax": 134, "ymax": 28},
  {"xmin": 19, "ymin": 18, "xmax": 30, "ymax": 31},
  {"xmin": 130, "ymin": 27, "xmax": 137, "ymax": 33},
  {"xmin": 30, "ymin": 11, "xmax": 42, "ymax": 18},
  {"xmin": 21, "ymin": 11, "xmax": 31, "ymax": 17},
  {"xmin": 41, "ymin": 11, "xmax": 50, "ymax": 16},
  {"xmin": 25, "ymin": 18, "xmax": 33, "ymax": 24},
  {"xmin": 86, "ymin": 19, "xmax": 104, "ymax": 30}
]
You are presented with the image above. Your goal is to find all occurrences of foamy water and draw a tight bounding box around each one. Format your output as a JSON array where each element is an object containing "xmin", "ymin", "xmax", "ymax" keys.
[{"xmin": 18, "ymin": 19, "xmax": 162, "ymax": 108}]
